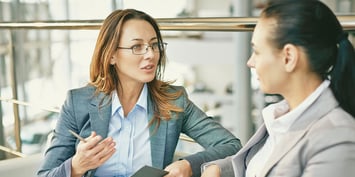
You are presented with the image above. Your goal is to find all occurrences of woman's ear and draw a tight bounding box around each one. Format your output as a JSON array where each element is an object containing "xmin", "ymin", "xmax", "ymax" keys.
[
  {"xmin": 110, "ymin": 56, "xmax": 116, "ymax": 65},
  {"xmin": 282, "ymin": 44, "xmax": 299, "ymax": 72}
]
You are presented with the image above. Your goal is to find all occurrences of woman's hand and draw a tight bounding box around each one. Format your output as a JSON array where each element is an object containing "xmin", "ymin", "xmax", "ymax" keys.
[
  {"xmin": 201, "ymin": 164, "xmax": 221, "ymax": 177},
  {"xmin": 164, "ymin": 159, "xmax": 192, "ymax": 177},
  {"xmin": 71, "ymin": 131, "xmax": 116, "ymax": 177}
]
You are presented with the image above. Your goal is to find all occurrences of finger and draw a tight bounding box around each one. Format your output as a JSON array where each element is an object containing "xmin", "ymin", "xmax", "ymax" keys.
[
  {"xmin": 162, "ymin": 171, "xmax": 176, "ymax": 177},
  {"xmin": 163, "ymin": 167, "xmax": 175, "ymax": 177},
  {"xmin": 82, "ymin": 132, "xmax": 102, "ymax": 149},
  {"xmin": 84, "ymin": 131, "xmax": 97, "ymax": 142},
  {"xmin": 96, "ymin": 144, "xmax": 116, "ymax": 164},
  {"xmin": 90, "ymin": 137, "xmax": 115, "ymax": 156},
  {"xmin": 86, "ymin": 141, "xmax": 115, "ymax": 167}
]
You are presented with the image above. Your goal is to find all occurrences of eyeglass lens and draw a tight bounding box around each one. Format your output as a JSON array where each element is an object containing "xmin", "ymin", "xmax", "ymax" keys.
[{"xmin": 133, "ymin": 43, "xmax": 166, "ymax": 54}]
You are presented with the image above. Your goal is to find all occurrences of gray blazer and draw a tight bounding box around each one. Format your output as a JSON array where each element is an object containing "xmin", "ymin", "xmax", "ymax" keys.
[
  {"xmin": 37, "ymin": 85, "xmax": 241, "ymax": 177},
  {"xmin": 207, "ymin": 88, "xmax": 355, "ymax": 177}
]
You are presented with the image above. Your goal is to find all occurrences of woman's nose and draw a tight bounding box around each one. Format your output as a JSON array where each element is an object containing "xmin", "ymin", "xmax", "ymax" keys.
[
  {"xmin": 143, "ymin": 46, "xmax": 155, "ymax": 59},
  {"xmin": 246, "ymin": 56, "xmax": 255, "ymax": 68}
]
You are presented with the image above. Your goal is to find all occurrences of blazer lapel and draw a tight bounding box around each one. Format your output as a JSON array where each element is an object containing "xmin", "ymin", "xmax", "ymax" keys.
[
  {"xmin": 147, "ymin": 94, "xmax": 167, "ymax": 168},
  {"xmin": 83, "ymin": 91, "xmax": 112, "ymax": 177},
  {"xmin": 88, "ymin": 92, "xmax": 111, "ymax": 138},
  {"xmin": 258, "ymin": 130, "xmax": 305, "ymax": 177},
  {"xmin": 259, "ymin": 88, "xmax": 338, "ymax": 177},
  {"xmin": 233, "ymin": 125, "xmax": 268, "ymax": 177}
]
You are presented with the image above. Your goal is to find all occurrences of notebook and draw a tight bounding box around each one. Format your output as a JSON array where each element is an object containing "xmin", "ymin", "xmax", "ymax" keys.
[{"xmin": 131, "ymin": 165, "xmax": 169, "ymax": 177}]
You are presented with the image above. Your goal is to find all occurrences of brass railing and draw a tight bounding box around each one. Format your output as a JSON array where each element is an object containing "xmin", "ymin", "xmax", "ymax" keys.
[{"xmin": 1, "ymin": 16, "xmax": 355, "ymax": 31}]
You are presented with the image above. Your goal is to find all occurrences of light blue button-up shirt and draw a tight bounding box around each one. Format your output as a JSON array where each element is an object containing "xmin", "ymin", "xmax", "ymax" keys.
[{"xmin": 94, "ymin": 84, "xmax": 152, "ymax": 177}]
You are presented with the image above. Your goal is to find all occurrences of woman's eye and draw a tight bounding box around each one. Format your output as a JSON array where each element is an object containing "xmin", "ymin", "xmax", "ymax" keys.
[
  {"xmin": 151, "ymin": 43, "xmax": 159, "ymax": 50},
  {"xmin": 132, "ymin": 44, "xmax": 144, "ymax": 50}
]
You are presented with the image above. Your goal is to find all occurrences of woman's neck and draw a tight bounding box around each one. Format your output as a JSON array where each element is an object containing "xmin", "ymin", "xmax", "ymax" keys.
[
  {"xmin": 117, "ymin": 82, "xmax": 144, "ymax": 117},
  {"xmin": 282, "ymin": 75, "xmax": 322, "ymax": 111}
]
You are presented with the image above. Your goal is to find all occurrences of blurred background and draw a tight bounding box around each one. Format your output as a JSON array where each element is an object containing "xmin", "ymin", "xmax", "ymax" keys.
[{"xmin": 0, "ymin": 0, "xmax": 354, "ymax": 170}]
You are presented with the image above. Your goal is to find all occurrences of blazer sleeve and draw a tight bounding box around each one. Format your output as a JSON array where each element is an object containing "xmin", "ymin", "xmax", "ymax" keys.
[
  {"xmin": 37, "ymin": 90, "xmax": 80, "ymax": 177},
  {"xmin": 201, "ymin": 156, "xmax": 235, "ymax": 177},
  {"xmin": 177, "ymin": 87, "xmax": 242, "ymax": 177}
]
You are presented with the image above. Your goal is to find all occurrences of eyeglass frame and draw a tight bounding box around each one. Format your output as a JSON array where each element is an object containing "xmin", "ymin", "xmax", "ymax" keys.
[{"xmin": 117, "ymin": 42, "xmax": 167, "ymax": 55}]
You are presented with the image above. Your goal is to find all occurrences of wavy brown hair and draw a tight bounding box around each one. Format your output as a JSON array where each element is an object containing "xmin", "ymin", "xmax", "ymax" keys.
[{"xmin": 89, "ymin": 9, "xmax": 183, "ymax": 127}]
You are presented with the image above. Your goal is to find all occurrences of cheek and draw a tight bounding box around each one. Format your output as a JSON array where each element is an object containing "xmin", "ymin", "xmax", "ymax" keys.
[
  {"xmin": 254, "ymin": 56, "xmax": 271, "ymax": 76},
  {"xmin": 115, "ymin": 58, "xmax": 139, "ymax": 73},
  {"xmin": 254, "ymin": 57, "xmax": 276, "ymax": 89},
  {"xmin": 155, "ymin": 53, "xmax": 161, "ymax": 62},
  {"xmin": 258, "ymin": 65, "xmax": 285, "ymax": 93},
  {"xmin": 117, "ymin": 53, "xmax": 139, "ymax": 64}
]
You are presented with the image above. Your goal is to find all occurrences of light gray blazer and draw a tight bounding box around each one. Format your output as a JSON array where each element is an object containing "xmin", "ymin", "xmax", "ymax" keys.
[
  {"xmin": 37, "ymin": 85, "xmax": 241, "ymax": 177},
  {"xmin": 207, "ymin": 88, "xmax": 355, "ymax": 177}
]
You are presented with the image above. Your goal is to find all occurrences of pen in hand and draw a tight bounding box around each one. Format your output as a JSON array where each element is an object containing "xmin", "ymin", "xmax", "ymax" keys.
[{"xmin": 68, "ymin": 129, "xmax": 87, "ymax": 143}]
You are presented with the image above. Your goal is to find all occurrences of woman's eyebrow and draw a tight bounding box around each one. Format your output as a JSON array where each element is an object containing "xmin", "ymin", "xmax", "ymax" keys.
[
  {"xmin": 129, "ymin": 37, "xmax": 158, "ymax": 42},
  {"xmin": 130, "ymin": 38, "xmax": 144, "ymax": 42},
  {"xmin": 149, "ymin": 37, "xmax": 158, "ymax": 42}
]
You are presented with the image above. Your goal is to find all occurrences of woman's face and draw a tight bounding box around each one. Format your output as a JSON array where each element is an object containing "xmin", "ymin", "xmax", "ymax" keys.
[
  {"xmin": 111, "ymin": 19, "xmax": 160, "ymax": 85},
  {"xmin": 247, "ymin": 18, "xmax": 287, "ymax": 94}
]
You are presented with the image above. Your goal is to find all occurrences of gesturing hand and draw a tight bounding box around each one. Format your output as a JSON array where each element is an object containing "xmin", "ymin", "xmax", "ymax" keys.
[
  {"xmin": 164, "ymin": 159, "xmax": 192, "ymax": 177},
  {"xmin": 201, "ymin": 164, "xmax": 221, "ymax": 177},
  {"xmin": 71, "ymin": 131, "xmax": 116, "ymax": 177}
]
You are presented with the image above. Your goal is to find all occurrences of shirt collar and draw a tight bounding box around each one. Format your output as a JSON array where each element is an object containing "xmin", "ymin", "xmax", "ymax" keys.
[
  {"xmin": 262, "ymin": 80, "xmax": 330, "ymax": 138},
  {"xmin": 111, "ymin": 83, "xmax": 148, "ymax": 116},
  {"xmin": 136, "ymin": 84, "xmax": 148, "ymax": 111}
]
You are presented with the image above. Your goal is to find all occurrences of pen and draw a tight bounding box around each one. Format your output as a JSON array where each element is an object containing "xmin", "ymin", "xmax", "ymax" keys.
[{"xmin": 68, "ymin": 129, "xmax": 87, "ymax": 142}]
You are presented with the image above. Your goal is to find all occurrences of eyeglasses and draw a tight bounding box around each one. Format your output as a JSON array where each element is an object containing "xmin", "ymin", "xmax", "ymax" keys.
[{"xmin": 117, "ymin": 42, "xmax": 167, "ymax": 55}]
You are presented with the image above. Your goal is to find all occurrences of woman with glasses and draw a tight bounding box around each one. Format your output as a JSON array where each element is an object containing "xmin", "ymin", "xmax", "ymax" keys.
[
  {"xmin": 201, "ymin": 0, "xmax": 355, "ymax": 177},
  {"xmin": 37, "ymin": 9, "xmax": 241, "ymax": 177}
]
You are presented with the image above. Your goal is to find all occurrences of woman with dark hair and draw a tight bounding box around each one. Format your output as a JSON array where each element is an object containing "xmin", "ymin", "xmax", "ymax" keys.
[
  {"xmin": 37, "ymin": 9, "xmax": 241, "ymax": 177},
  {"xmin": 201, "ymin": 0, "xmax": 355, "ymax": 176}
]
